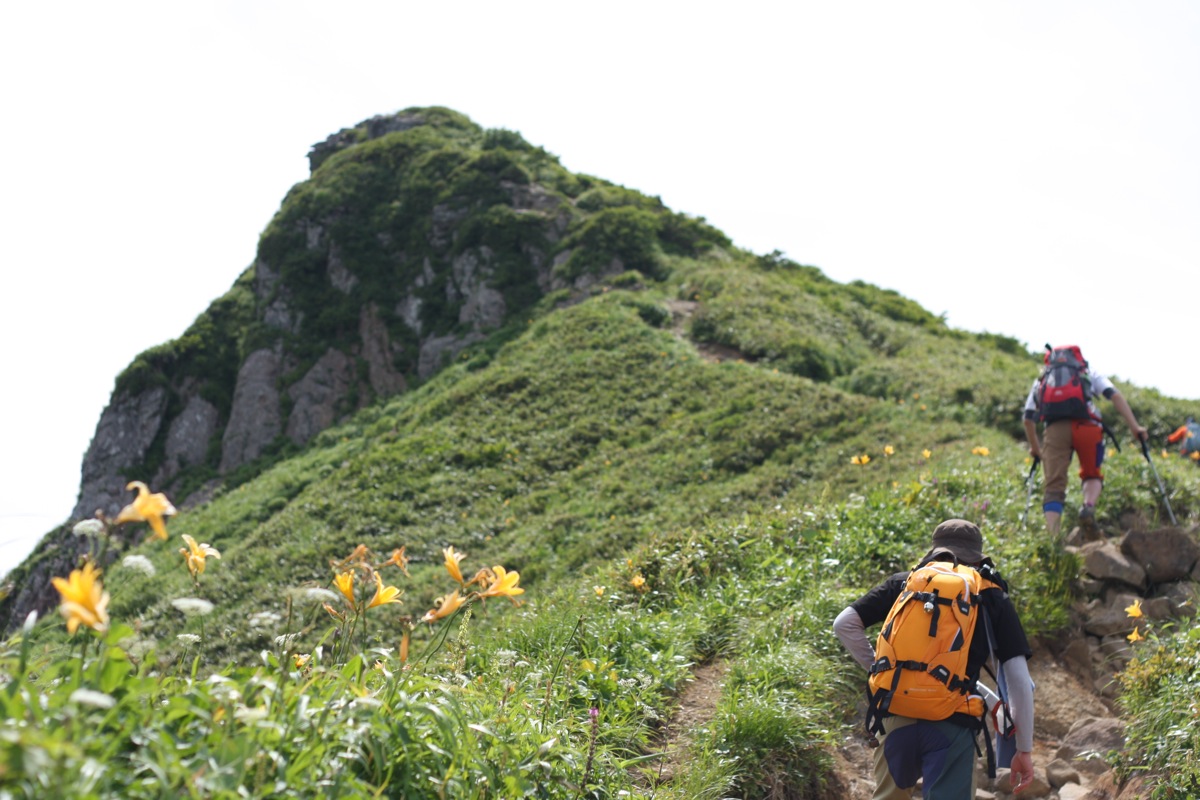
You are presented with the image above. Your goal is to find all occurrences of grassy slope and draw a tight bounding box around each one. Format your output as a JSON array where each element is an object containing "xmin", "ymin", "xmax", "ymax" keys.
[{"xmin": 7, "ymin": 184, "xmax": 1200, "ymax": 795}]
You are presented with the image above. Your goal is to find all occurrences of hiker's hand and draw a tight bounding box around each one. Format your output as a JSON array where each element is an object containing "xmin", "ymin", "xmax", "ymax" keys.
[
  {"xmin": 1009, "ymin": 750, "xmax": 1034, "ymax": 793},
  {"xmin": 1133, "ymin": 426, "xmax": 1148, "ymax": 443}
]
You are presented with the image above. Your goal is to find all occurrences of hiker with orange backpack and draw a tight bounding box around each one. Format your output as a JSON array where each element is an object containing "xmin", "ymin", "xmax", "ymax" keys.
[
  {"xmin": 833, "ymin": 519, "xmax": 1035, "ymax": 798},
  {"xmin": 1023, "ymin": 345, "xmax": 1148, "ymax": 536}
]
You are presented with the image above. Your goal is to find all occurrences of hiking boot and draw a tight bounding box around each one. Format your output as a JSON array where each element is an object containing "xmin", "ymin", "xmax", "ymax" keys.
[{"xmin": 1079, "ymin": 505, "xmax": 1098, "ymax": 537}]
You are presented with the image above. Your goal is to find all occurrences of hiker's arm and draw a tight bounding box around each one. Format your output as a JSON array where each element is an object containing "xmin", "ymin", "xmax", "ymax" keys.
[
  {"xmin": 833, "ymin": 606, "xmax": 875, "ymax": 671},
  {"xmin": 1002, "ymin": 655, "xmax": 1036, "ymax": 792},
  {"xmin": 1023, "ymin": 418, "xmax": 1042, "ymax": 458},
  {"xmin": 1001, "ymin": 655, "xmax": 1034, "ymax": 752},
  {"xmin": 1109, "ymin": 391, "xmax": 1148, "ymax": 442}
]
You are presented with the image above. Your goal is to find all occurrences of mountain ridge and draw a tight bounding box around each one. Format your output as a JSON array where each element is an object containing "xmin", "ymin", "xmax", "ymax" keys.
[{"xmin": 3, "ymin": 106, "xmax": 1193, "ymax": 637}]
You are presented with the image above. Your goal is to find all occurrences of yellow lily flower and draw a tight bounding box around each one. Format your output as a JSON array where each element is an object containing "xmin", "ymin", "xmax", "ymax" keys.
[
  {"xmin": 972, "ymin": 446, "xmax": 990, "ymax": 457},
  {"xmin": 883, "ymin": 445, "xmax": 895, "ymax": 456},
  {"xmin": 1125, "ymin": 598, "xmax": 1143, "ymax": 619},
  {"xmin": 367, "ymin": 571, "xmax": 402, "ymax": 608},
  {"xmin": 179, "ymin": 534, "xmax": 221, "ymax": 578},
  {"xmin": 52, "ymin": 562, "xmax": 110, "ymax": 634},
  {"xmin": 922, "ymin": 449, "xmax": 932, "ymax": 459},
  {"xmin": 399, "ymin": 631, "xmax": 410, "ymax": 663},
  {"xmin": 114, "ymin": 481, "xmax": 177, "ymax": 540},
  {"xmin": 1191, "ymin": 451, "xmax": 1200, "ymax": 462},
  {"xmin": 382, "ymin": 547, "xmax": 409, "ymax": 575},
  {"xmin": 594, "ymin": 585, "xmax": 605, "ymax": 597},
  {"xmin": 630, "ymin": 574, "xmax": 646, "ymax": 590},
  {"xmin": 422, "ymin": 590, "xmax": 465, "ymax": 622},
  {"xmin": 334, "ymin": 571, "xmax": 355, "ymax": 605},
  {"xmin": 479, "ymin": 565, "xmax": 524, "ymax": 603},
  {"xmin": 1127, "ymin": 627, "xmax": 1144, "ymax": 643},
  {"xmin": 443, "ymin": 546, "xmax": 465, "ymax": 584}
]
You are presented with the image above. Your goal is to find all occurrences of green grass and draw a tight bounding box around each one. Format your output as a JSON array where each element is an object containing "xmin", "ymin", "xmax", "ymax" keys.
[{"xmin": 7, "ymin": 106, "xmax": 1200, "ymax": 797}]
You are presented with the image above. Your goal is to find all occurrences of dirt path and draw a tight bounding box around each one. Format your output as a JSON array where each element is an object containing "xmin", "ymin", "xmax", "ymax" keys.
[
  {"xmin": 650, "ymin": 659, "xmax": 729, "ymax": 785},
  {"xmin": 658, "ymin": 642, "xmax": 1119, "ymax": 798}
]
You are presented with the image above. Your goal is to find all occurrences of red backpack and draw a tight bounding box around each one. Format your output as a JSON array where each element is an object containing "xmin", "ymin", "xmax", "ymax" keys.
[{"xmin": 1036, "ymin": 345, "xmax": 1093, "ymax": 422}]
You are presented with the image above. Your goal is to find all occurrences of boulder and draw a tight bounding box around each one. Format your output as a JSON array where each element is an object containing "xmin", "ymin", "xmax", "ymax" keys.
[
  {"xmin": 1055, "ymin": 717, "xmax": 1125, "ymax": 776},
  {"xmin": 1121, "ymin": 528, "xmax": 1200, "ymax": 583},
  {"xmin": 1081, "ymin": 541, "xmax": 1145, "ymax": 589}
]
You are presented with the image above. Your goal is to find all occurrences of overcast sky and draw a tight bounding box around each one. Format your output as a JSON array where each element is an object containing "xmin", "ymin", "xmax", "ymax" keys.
[{"xmin": 1, "ymin": 1, "xmax": 1197, "ymax": 577}]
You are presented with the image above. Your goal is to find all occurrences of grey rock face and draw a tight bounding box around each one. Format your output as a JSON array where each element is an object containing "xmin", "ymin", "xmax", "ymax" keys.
[
  {"xmin": 220, "ymin": 347, "xmax": 283, "ymax": 472},
  {"xmin": 286, "ymin": 348, "xmax": 354, "ymax": 446},
  {"xmin": 419, "ymin": 332, "xmax": 483, "ymax": 379},
  {"xmin": 157, "ymin": 395, "xmax": 220, "ymax": 484},
  {"xmin": 359, "ymin": 305, "xmax": 406, "ymax": 398},
  {"xmin": 72, "ymin": 387, "xmax": 168, "ymax": 519}
]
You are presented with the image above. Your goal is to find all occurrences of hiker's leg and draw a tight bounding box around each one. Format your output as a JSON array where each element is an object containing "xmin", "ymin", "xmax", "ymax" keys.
[
  {"xmin": 918, "ymin": 721, "xmax": 976, "ymax": 800},
  {"xmin": 872, "ymin": 734, "xmax": 916, "ymax": 800},
  {"xmin": 1074, "ymin": 421, "xmax": 1106, "ymax": 509},
  {"xmin": 1042, "ymin": 421, "xmax": 1073, "ymax": 534},
  {"xmin": 879, "ymin": 717, "xmax": 921, "ymax": 798}
]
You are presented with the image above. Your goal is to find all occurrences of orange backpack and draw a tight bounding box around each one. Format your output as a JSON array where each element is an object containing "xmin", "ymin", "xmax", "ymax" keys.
[{"xmin": 866, "ymin": 560, "xmax": 996, "ymax": 733}]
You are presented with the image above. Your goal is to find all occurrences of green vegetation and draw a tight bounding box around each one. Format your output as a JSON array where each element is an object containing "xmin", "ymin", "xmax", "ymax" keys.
[{"xmin": 5, "ymin": 107, "xmax": 1199, "ymax": 797}]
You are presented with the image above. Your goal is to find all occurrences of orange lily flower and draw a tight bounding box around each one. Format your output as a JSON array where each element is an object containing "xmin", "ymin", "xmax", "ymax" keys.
[
  {"xmin": 334, "ymin": 571, "xmax": 355, "ymax": 605},
  {"xmin": 382, "ymin": 546, "xmax": 409, "ymax": 575},
  {"xmin": 367, "ymin": 571, "xmax": 402, "ymax": 608},
  {"xmin": 114, "ymin": 481, "xmax": 177, "ymax": 540},
  {"xmin": 443, "ymin": 546, "xmax": 465, "ymax": 584},
  {"xmin": 179, "ymin": 534, "xmax": 221, "ymax": 578},
  {"xmin": 52, "ymin": 562, "xmax": 110, "ymax": 634},
  {"xmin": 422, "ymin": 590, "xmax": 465, "ymax": 622},
  {"xmin": 479, "ymin": 565, "xmax": 524, "ymax": 604}
]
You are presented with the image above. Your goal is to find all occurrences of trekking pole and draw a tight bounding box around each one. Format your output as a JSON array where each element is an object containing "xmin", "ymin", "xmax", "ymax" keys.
[
  {"xmin": 1140, "ymin": 439, "xmax": 1179, "ymax": 526},
  {"xmin": 1019, "ymin": 457, "xmax": 1040, "ymax": 530}
]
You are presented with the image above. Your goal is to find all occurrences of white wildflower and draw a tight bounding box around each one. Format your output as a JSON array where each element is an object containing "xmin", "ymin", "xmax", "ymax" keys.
[
  {"xmin": 248, "ymin": 611, "xmax": 282, "ymax": 629},
  {"xmin": 176, "ymin": 634, "xmax": 202, "ymax": 646},
  {"xmin": 69, "ymin": 689, "xmax": 116, "ymax": 709},
  {"xmin": 234, "ymin": 706, "xmax": 268, "ymax": 723},
  {"xmin": 288, "ymin": 587, "xmax": 339, "ymax": 605},
  {"xmin": 274, "ymin": 633, "xmax": 300, "ymax": 650},
  {"xmin": 170, "ymin": 598, "xmax": 215, "ymax": 617},
  {"xmin": 122, "ymin": 555, "xmax": 157, "ymax": 576},
  {"xmin": 72, "ymin": 519, "xmax": 106, "ymax": 538}
]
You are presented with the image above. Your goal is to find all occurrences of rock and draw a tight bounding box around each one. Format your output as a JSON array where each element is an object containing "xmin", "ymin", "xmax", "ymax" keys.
[
  {"xmin": 359, "ymin": 304, "xmax": 406, "ymax": 398},
  {"xmin": 286, "ymin": 348, "xmax": 354, "ymax": 445},
  {"xmin": 1155, "ymin": 580, "xmax": 1200, "ymax": 617},
  {"xmin": 1081, "ymin": 542, "xmax": 1145, "ymax": 589},
  {"xmin": 1058, "ymin": 636, "xmax": 1094, "ymax": 684},
  {"xmin": 73, "ymin": 387, "xmax": 169, "ymax": 520},
  {"xmin": 1056, "ymin": 783, "xmax": 1093, "ymax": 800},
  {"xmin": 157, "ymin": 394, "xmax": 220, "ymax": 484},
  {"xmin": 1082, "ymin": 606, "xmax": 1137, "ymax": 639},
  {"xmin": 992, "ymin": 766, "xmax": 1051, "ymax": 797},
  {"xmin": 418, "ymin": 332, "xmax": 483, "ymax": 379},
  {"xmin": 1045, "ymin": 758, "xmax": 1081, "ymax": 788},
  {"xmin": 1121, "ymin": 528, "xmax": 1200, "ymax": 583},
  {"xmin": 326, "ymin": 242, "xmax": 359, "ymax": 294},
  {"xmin": 1055, "ymin": 717, "xmax": 1125, "ymax": 776},
  {"xmin": 220, "ymin": 347, "xmax": 283, "ymax": 472}
]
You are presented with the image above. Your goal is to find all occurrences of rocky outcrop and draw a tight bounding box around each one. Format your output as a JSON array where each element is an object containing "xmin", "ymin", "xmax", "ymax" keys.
[
  {"xmin": 158, "ymin": 395, "xmax": 219, "ymax": 484},
  {"xmin": 286, "ymin": 348, "xmax": 354, "ymax": 446},
  {"xmin": 359, "ymin": 304, "xmax": 406, "ymax": 398},
  {"xmin": 73, "ymin": 388, "xmax": 168, "ymax": 519},
  {"xmin": 220, "ymin": 347, "xmax": 284, "ymax": 473}
]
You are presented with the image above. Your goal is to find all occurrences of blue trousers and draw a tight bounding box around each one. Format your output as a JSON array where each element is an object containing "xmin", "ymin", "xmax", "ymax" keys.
[{"xmin": 879, "ymin": 716, "xmax": 976, "ymax": 800}]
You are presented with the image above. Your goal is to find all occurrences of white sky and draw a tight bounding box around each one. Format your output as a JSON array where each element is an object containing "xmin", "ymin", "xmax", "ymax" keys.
[{"xmin": 1, "ymin": 1, "xmax": 1197, "ymax": 577}]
